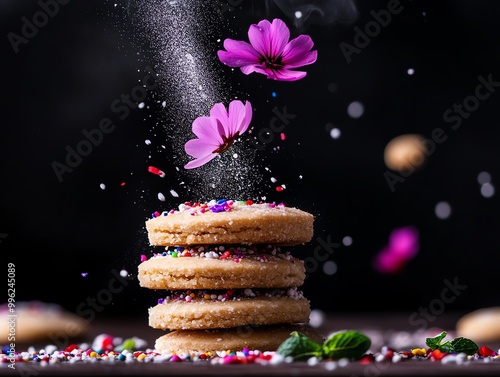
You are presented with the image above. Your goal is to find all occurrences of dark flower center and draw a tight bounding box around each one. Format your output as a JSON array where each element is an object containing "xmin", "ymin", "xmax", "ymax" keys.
[
  {"xmin": 212, "ymin": 132, "xmax": 240, "ymax": 154},
  {"xmin": 261, "ymin": 55, "xmax": 284, "ymax": 70}
]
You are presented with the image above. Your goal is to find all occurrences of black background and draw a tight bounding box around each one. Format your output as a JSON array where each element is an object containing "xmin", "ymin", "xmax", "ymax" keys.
[{"xmin": 1, "ymin": 0, "xmax": 500, "ymax": 322}]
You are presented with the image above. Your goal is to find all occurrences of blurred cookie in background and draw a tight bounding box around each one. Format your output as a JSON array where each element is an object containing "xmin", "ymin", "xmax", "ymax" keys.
[
  {"xmin": 0, "ymin": 301, "xmax": 88, "ymax": 344},
  {"xmin": 456, "ymin": 306, "xmax": 500, "ymax": 343},
  {"xmin": 384, "ymin": 134, "xmax": 427, "ymax": 172}
]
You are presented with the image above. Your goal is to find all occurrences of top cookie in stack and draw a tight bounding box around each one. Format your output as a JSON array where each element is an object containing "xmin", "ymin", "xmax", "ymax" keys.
[
  {"xmin": 145, "ymin": 199, "xmax": 314, "ymax": 246},
  {"xmin": 138, "ymin": 199, "xmax": 322, "ymax": 354}
]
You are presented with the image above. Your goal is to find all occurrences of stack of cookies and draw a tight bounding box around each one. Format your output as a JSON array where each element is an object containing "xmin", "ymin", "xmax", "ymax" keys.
[{"xmin": 138, "ymin": 199, "xmax": 323, "ymax": 354}]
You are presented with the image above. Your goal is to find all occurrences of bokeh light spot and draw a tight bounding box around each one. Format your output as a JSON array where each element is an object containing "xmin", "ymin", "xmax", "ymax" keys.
[
  {"xmin": 330, "ymin": 128, "xmax": 341, "ymax": 139},
  {"xmin": 477, "ymin": 171, "xmax": 491, "ymax": 185},
  {"xmin": 323, "ymin": 260, "xmax": 338, "ymax": 275},
  {"xmin": 480, "ymin": 183, "xmax": 495, "ymax": 198},
  {"xmin": 435, "ymin": 201, "xmax": 452, "ymax": 220},
  {"xmin": 347, "ymin": 101, "xmax": 364, "ymax": 118},
  {"xmin": 342, "ymin": 236, "xmax": 353, "ymax": 246}
]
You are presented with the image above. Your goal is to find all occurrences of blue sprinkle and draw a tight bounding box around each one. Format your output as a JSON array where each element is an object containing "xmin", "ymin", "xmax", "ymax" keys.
[
  {"xmin": 217, "ymin": 199, "xmax": 227, "ymax": 204},
  {"xmin": 272, "ymin": 91, "xmax": 277, "ymax": 97},
  {"xmin": 118, "ymin": 354, "xmax": 126, "ymax": 361}
]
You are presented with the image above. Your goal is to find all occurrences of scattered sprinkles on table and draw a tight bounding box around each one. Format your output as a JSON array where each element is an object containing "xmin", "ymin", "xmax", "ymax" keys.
[{"xmin": 1, "ymin": 334, "xmax": 499, "ymax": 367}]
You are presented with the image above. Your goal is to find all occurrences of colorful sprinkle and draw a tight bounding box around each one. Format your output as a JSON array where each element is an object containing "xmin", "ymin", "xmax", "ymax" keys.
[{"xmin": 147, "ymin": 166, "xmax": 166, "ymax": 178}]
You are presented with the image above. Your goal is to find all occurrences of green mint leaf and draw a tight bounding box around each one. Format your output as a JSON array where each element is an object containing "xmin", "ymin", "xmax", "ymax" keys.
[
  {"xmin": 426, "ymin": 331, "xmax": 448, "ymax": 350},
  {"xmin": 451, "ymin": 337, "xmax": 479, "ymax": 355},
  {"xmin": 438, "ymin": 341, "xmax": 456, "ymax": 353},
  {"xmin": 323, "ymin": 330, "xmax": 371, "ymax": 360},
  {"xmin": 276, "ymin": 331, "xmax": 323, "ymax": 360}
]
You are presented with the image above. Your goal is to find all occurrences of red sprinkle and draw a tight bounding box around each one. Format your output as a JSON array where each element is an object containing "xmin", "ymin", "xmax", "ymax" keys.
[
  {"xmin": 429, "ymin": 349, "xmax": 447, "ymax": 361},
  {"xmin": 280, "ymin": 133, "xmax": 285, "ymax": 140},
  {"xmin": 478, "ymin": 345, "xmax": 495, "ymax": 357},
  {"xmin": 120, "ymin": 182, "xmax": 126, "ymax": 186},
  {"xmin": 65, "ymin": 344, "xmax": 78, "ymax": 353},
  {"xmin": 276, "ymin": 186, "xmax": 284, "ymax": 192},
  {"xmin": 246, "ymin": 200, "xmax": 253, "ymax": 205},
  {"xmin": 148, "ymin": 166, "xmax": 165, "ymax": 178},
  {"xmin": 359, "ymin": 354, "xmax": 375, "ymax": 364}
]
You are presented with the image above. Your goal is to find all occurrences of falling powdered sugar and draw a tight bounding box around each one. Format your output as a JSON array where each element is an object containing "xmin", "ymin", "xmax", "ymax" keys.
[{"xmin": 125, "ymin": 0, "xmax": 263, "ymax": 200}]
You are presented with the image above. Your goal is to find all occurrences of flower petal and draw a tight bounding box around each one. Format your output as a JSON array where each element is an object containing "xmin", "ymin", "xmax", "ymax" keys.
[
  {"xmin": 269, "ymin": 68, "xmax": 307, "ymax": 81},
  {"xmin": 282, "ymin": 35, "xmax": 318, "ymax": 68},
  {"xmin": 240, "ymin": 100, "xmax": 253, "ymax": 134},
  {"xmin": 184, "ymin": 138, "xmax": 219, "ymax": 159},
  {"xmin": 184, "ymin": 153, "xmax": 218, "ymax": 169},
  {"xmin": 248, "ymin": 19, "xmax": 290, "ymax": 59},
  {"xmin": 217, "ymin": 39, "xmax": 260, "ymax": 67},
  {"xmin": 227, "ymin": 100, "xmax": 246, "ymax": 136},
  {"xmin": 191, "ymin": 116, "xmax": 224, "ymax": 145},
  {"xmin": 267, "ymin": 18, "xmax": 290, "ymax": 58},
  {"xmin": 240, "ymin": 64, "xmax": 267, "ymax": 76},
  {"xmin": 209, "ymin": 103, "xmax": 230, "ymax": 138}
]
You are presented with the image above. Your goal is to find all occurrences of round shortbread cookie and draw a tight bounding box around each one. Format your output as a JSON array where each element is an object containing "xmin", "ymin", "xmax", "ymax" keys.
[
  {"xmin": 456, "ymin": 306, "xmax": 500, "ymax": 343},
  {"xmin": 148, "ymin": 288, "xmax": 310, "ymax": 330},
  {"xmin": 0, "ymin": 301, "xmax": 88, "ymax": 344},
  {"xmin": 138, "ymin": 245, "xmax": 305, "ymax": 290},
  {"xmin": 146, "ymin": 200, "xmax": 314, "ymax": 246},
  {"xmin": 154, "ymin": 324, "xmax": 325, "ymax": 354}
]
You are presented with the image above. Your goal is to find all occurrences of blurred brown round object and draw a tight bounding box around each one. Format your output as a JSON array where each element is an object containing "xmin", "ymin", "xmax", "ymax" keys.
[
  {"xmin": 456, "ymin": 307, "xmax": 500, "ymax": 343},
  {"xmin": 384, "ymin": 134, "xmax": 427, "ymax": 172},
  {"xmin": 0, "ymin": 301, "xmax": 88, "ymax": 344}
]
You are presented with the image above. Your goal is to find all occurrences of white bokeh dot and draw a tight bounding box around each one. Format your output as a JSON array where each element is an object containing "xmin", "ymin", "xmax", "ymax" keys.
[
  {"xmin": 323, "ymin": 260, "xmax": 338, "ymax": 275},
  {"xmin": 342, "ymin": 236, "xmax": 353, "ymax": 246},
  {"xmin": 480, "ymin": 183, "xmax": 495, "ymax": 198},
  {"xmin": 295, "ymin": 10, "xmax": 302, "ymax": 18},
  {"xmin": 477, "ymin": 171, "xmax": 491, "ymax": 185},
  {"xmin": 120, "ymin": 269, "xmax": 128, "ymax": 278},
  {"xmin": 330, "ymin": 128, "xmax": 341, "ymax": 139},
  {"xmin": 435, "ymin": 201, "xmax": 452, "ymax": 220},
  {"xmin": 347, "ymin": 101, "xmax": 364, "ymax": 118},
  {"xmin": 407, "ymin": 68, "xmax": 415, "ymax": 75},
  {"xmin": 309, "ymin": 309, "xmax": 326, "ymax": 328}
]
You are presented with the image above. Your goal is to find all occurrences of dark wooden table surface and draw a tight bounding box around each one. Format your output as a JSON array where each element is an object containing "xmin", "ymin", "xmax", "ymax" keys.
[{"xmin": 3, "ymin": 311, "xmax": 500, "ymax": 376}]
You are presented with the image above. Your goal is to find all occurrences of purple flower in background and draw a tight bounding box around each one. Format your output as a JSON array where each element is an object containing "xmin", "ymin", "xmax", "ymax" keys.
[
  {"xmin": 184, "ymin": 100, "xmax": 252, "ymax": 169},
  {"xmin": 374, "ymin": 226, "xmax": 420, "ymax": 274},
  {"xmin": 217, "ymin": 18, "xmax": 317, "ymax": 81}
]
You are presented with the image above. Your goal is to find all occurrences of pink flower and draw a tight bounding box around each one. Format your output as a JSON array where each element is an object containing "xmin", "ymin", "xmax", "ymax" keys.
[
  {"xmin": 217, "ymin": 18, "xmax": 317, "ymax": 82},
  {"xmin": 184, "ymin": 100, "xmax": 252, "ymax": 169}
]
